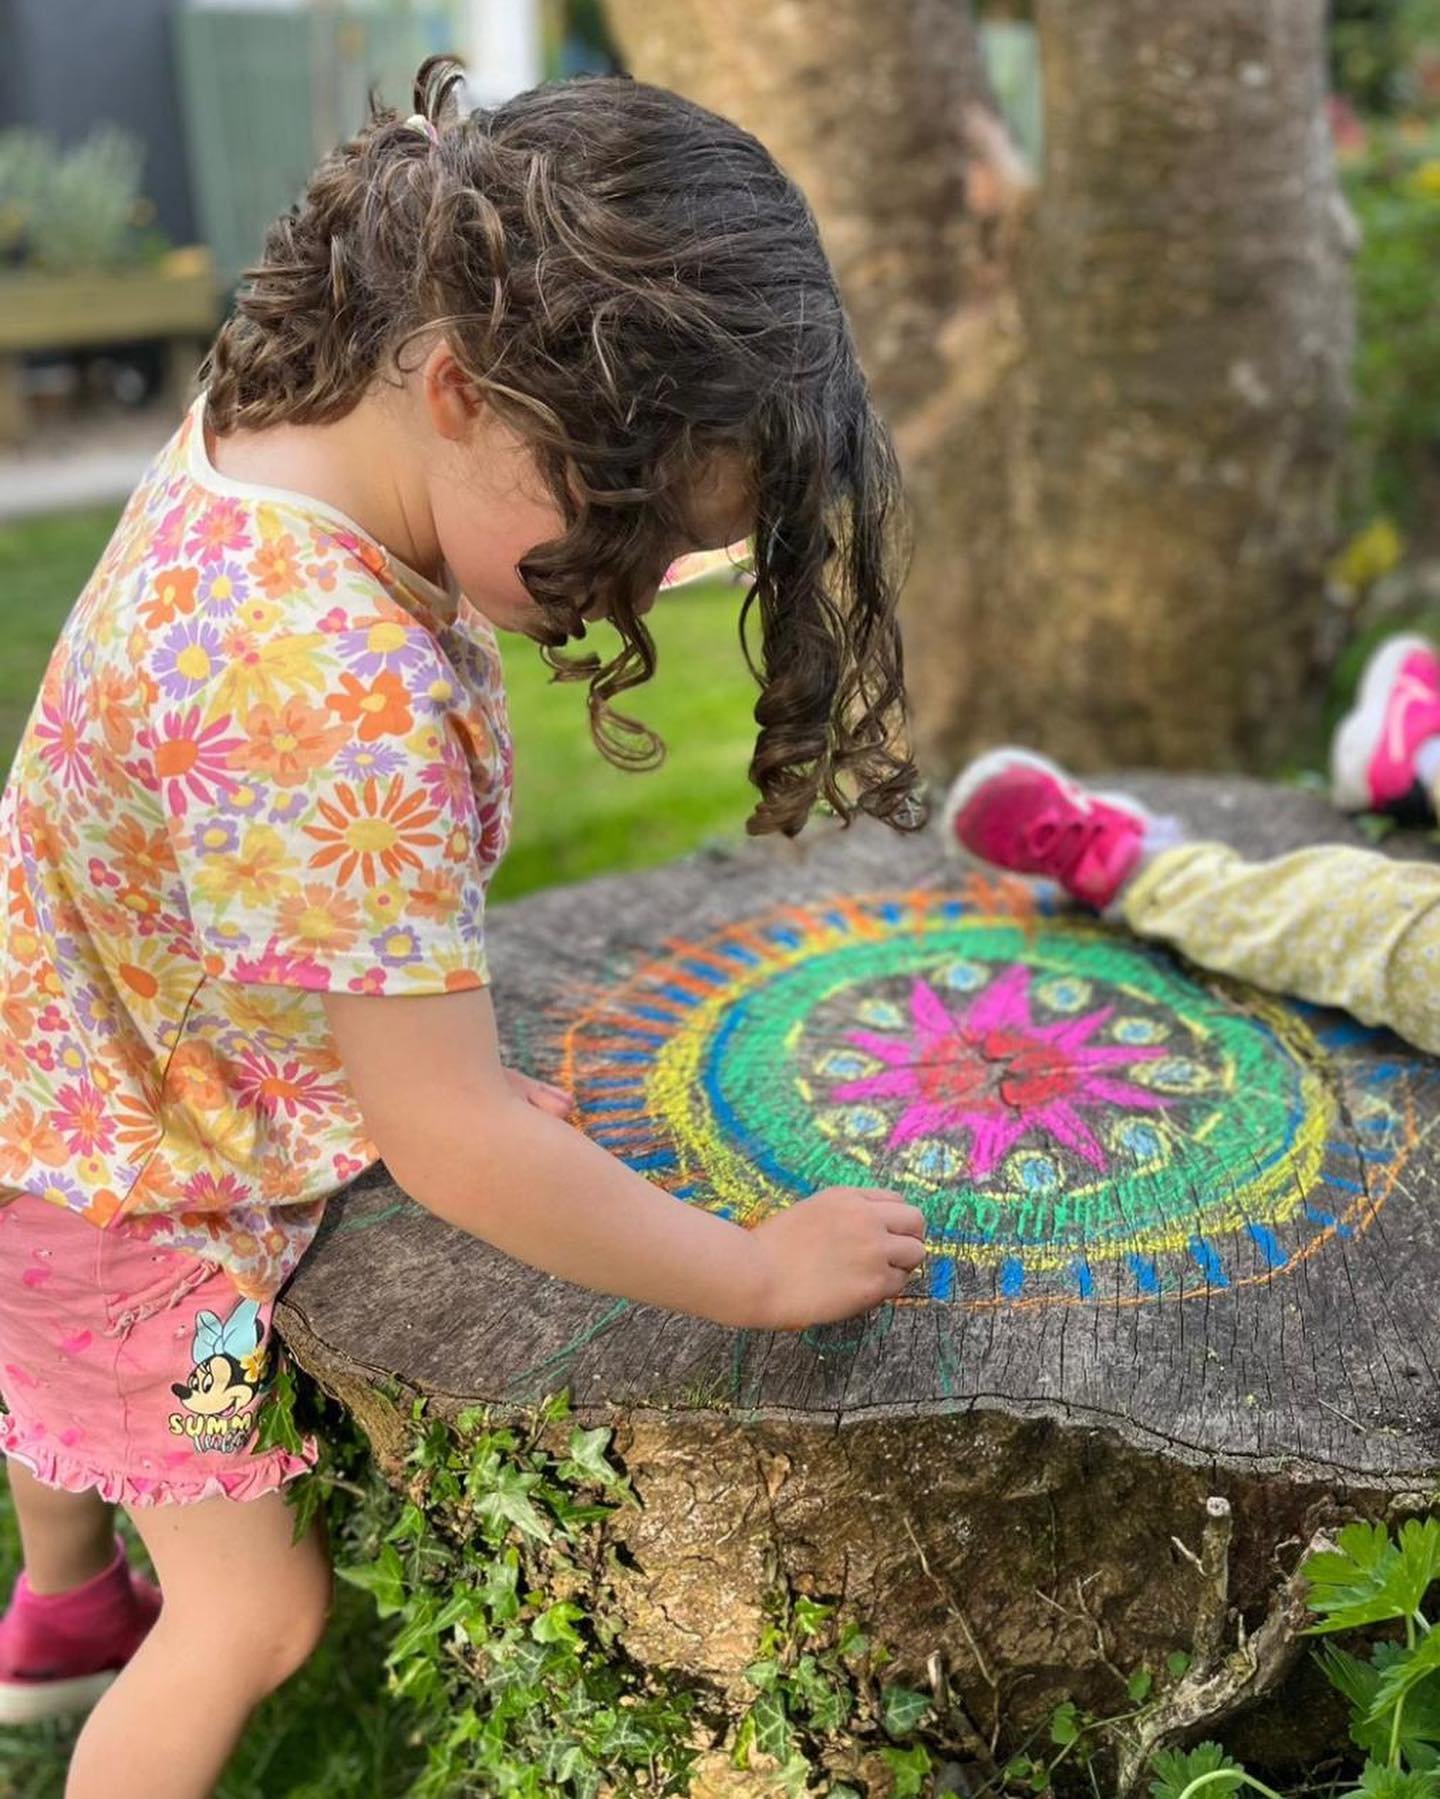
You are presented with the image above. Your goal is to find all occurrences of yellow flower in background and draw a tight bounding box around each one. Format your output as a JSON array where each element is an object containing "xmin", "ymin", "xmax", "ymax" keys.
[
  {"xmin": 1329, "ymin": 517, "xmax": 1404, "ymax": 593},
  {"xmin": 1408, "ymin": 159, "xmax": 1440, "ymax": 198}
]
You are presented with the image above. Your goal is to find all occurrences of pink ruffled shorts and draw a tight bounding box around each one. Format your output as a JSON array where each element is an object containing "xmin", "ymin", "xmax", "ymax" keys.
[{"xmin": 0, "ymin": 1193, "xmax": 315, "ymax": 1506}]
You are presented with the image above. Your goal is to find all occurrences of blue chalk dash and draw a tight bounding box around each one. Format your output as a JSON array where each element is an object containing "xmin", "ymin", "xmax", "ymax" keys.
[
  {"xmin": 1128, "ymin": 1255, "xmax": 1161, "ymax": 1295},
  {"xmin": 1246, "ymin": 1222, "xmax": 1288, "ymax": 1268},
  {"xmin": 1188, "ymin": 1238, "xmax": 1229, "ymax": 1287},
  {"xmin": 999, "ymin": 1257, "xmax": 1025, "ymax": 1299},
  {"xmin": 928, "ymin": 1257, "xmax": 955, "ymax": 1300},
  {"xmin": 1304, "ymin": 1203, "xmax": 1353, "ymax": 1239}
]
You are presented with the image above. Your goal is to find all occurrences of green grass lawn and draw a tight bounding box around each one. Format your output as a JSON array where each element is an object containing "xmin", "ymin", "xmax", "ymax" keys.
[{"xmin": 0, "ymin": 504, "xmax": 762, "ymax": 1794}]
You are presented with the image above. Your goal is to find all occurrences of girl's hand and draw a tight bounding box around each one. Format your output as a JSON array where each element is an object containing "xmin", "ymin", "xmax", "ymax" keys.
[
  {"xmin": 743, "ymin": 1186, "xmax": 927, "ymax": 1331},
  {"xmin": 503, "ymin": 1068, "xmax": 575, "ymax": 1119}
]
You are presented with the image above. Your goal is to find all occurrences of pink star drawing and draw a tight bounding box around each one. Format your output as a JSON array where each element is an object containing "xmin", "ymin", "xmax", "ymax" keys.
[{"xmin": 830, "ymin": 966, "xmax": 1171, "ymax": 1178}]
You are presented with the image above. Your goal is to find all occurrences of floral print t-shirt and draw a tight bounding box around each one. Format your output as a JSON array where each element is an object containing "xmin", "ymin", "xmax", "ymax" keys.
[{"xmin": 0, "ymin": 394, "xmax": 512, "ymax": 1300}]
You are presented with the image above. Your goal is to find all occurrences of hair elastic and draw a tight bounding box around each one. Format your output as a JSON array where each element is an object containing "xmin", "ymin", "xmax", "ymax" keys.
[{"xmin": 404, "ymin": 114, "xmax": 440, "ymax": 145}]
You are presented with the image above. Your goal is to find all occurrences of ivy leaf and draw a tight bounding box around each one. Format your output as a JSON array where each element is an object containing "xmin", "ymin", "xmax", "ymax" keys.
[
  {"xmin": 477, "ymin": 1547, "xmax": 521, "ymax": 1625},
  {"xmin": 1166, "ymin": 1649, "xmax": 1193, "ymax": 1679},
  {"xmin": 337, "ymin": 1543, "xmax": 406, "ymax": 1617},
  {"xmin": 879, "ymin": 1742, "xmax": 934, "ymax": 1797},
  {"xmin": 880, "ymin": 1683, "xmax": 932, "ymax": 1739},
  {"xmin": 837, "ymin": 1621, "xmax": 869, "ymax": 1658},
  {"xmin": 557, "ymin": 1425, "xmax": 624, "ymax": 1491},
  {"xmin": 1148, "ymin": 1741, "xmax": 1248, "ymax": 1798},
  {"xmin": 531, "ymin": 1601, "xmax": 585, "ymax": 1652},
  {"xmin": 470, "ymin": 1461, "xmax": 553, "ymax": 1545},
  {"xmin": 749, "ymin": 1689, "xmax": 793, "ymax": 1763},
  {"xmin": 792, "ymin": 1595, "xmax": 835, "ymax": 1639},
  {"xmin": 743, "ymin": 1657, "xmax": 780, "ymax": 1691},
  {"xmin": 253, "ymin": 1358, "xmax": 305, "ymax": 1455},
  {"xmin": 775, "ymin": 1749, "xmax": 814, "ymax": 1797},
  {"xmin": 1305, "ymin": 1520, "xmax": 1440, "ymax": 1634}
]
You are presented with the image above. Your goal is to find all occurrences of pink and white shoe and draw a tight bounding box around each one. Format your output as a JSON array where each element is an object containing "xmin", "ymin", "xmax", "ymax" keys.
[
  {"xmin": 0, "ymin": 1536, "xmax": 161, "ymax": 1723},
  {"xmin": 944, "ymin": 749, "xmax": 1157, "ymax": 911},
  {"xmin": 1331, "ymin": 633, "xmax": 1440, "ymax": 815}
]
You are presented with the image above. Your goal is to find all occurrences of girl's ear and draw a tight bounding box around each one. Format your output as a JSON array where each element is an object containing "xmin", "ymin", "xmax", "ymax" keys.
[{"xmin": 419, "ymin": 338, "xmax": 484, "ymax": 443}]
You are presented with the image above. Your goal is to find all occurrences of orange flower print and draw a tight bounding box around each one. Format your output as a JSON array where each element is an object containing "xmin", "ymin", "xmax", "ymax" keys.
[
  {"xmin": 327, "ymin": 670, "xmax": 414, "ymax": 742},
  {"xmin": 111, "ymin": 1089, "xmax": 164, "ymax": 1158},
  {"xmin": 410, "ymin": 868, "xmax": 462, "ymax": 923},
  {"xmin": 231, "ymin": 697, "xmax": 350, "ymax": 787},
  {"xmin": 185, "ymin": 498, "xmax": 251, "ymax": 566},
  {"xmin": 252, "ymin": 532, "xmax": 304, "ymax": 599},
  {"xmin": 138, "ymin": 566, "xmax": 199, "ymax": 630},
  {"xmin": 305, "ymin": 776, "xmax": 444, "ymax": 886},
  {"xmin": 6, "ymin": 861, "xmax": 36, "ymax": 929},
  {"xmin": 165, "ymin": 1041, "xmax": 229, "ymax": 1112},
  {"xmin": 0, "ymin": 1098, "xmax": 71, "ymax": 1178},
  {"xmin": 275, "ymin": 883, "xmax": 363, "ymax": 955},
  {"xmin": 0, "ymin": 1034, "xmax": 29, "ymax": 1082},
  {"xmin": 105, "ymin": 815, "xmax": 178, "ymax": 891},
  {"xmin": 94, "ymin": 666, "xmax": 139, "ymax": 754}
]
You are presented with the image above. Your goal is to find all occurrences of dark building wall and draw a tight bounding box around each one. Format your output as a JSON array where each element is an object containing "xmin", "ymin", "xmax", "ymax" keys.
[{"xmin": 0, "ymin": 0, "xmax": 197, "ymax": 244}]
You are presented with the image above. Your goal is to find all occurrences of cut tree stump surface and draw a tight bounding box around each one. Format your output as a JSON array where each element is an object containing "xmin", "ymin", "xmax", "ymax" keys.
[{"xmin": 279, "ymin": 776, "xmax": 1440, "ymax": 1484}]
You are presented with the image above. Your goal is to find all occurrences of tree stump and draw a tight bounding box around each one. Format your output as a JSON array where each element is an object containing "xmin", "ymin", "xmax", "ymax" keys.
[{"xmin": 277, "ymin": 776, "xmax": 1440, "ymax": 1758}]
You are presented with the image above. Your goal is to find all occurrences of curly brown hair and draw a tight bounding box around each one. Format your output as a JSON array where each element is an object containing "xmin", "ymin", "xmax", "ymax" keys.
[{"xmin": 205, "ymin": 56, "xmax": 922, "ymax": 837}]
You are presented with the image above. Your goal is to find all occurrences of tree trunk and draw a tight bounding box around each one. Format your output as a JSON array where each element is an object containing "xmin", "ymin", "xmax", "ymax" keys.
[{"xmin": 603, "ymin": 0, "xmax": 1355, "ymax": 777}]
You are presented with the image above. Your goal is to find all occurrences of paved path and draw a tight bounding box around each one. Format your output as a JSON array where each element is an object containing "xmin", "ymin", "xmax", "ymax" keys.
[{"xmin": 0, "ymin": 410, "xmax": 172, "ymax": 523}]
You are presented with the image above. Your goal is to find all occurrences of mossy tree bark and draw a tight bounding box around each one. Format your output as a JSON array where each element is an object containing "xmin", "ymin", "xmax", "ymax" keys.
[{"xmin": 602, "ymin": 0, "xmax": 1355, "ymax": 778}]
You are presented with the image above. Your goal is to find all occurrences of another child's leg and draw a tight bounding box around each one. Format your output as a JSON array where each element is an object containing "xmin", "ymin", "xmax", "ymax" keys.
[
  {"xmin": 6, "ymin": 1460, "xmax": 117, "ymax": 1593},
  {"xmin": 1120, "ymin": 839, "xmax": 1440, "ymax": 1056},
  {"xmin": 948, "ymin": 742, "xmax": 1440, "ymax": 1057},
  {"xmin": 65, "ymin": 1490, "xmax": 331, "ymax": 1799}
]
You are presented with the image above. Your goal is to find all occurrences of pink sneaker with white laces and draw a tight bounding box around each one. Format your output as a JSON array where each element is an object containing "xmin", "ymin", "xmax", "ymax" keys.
[
  {"xmin": 1331, "ymin": 633, "xmax": 1440, "ymax": 815},
  {"xmin": 0, "ymin": 1536, "xmax": 161, "ymax": 1723},
  {"xmin": 944, "ymin": 749, "xmax": 1155, "ymax": 911}
]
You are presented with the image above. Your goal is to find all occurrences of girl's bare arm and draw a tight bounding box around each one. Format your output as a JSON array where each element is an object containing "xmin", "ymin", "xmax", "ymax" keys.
[{"xmin": 320, "ymin": 986, "xmax": 926, "ymax": 1331}]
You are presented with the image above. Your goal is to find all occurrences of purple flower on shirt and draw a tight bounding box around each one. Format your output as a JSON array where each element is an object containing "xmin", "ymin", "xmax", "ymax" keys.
[
  {"xmin": 336, "ymin": 742, "xmax": 405, "ymax": 782},
  {"xmin": 154, "ymin": 619, "xmax": 225, "ymax": 700},
  {"xmin": 218, "ymin": 781, "xmax": 267, "ymax": 821},
  {"xmin": 372, "ymin": 925, "xmax": 424, "ymax": 968},
  {"xmin": 267, "ymin": 790, "xmax": 309, "ymax": 827},
  {"xmin": 198, "ymin": 559, "xmax": 250, "ymax": 616},
  {"xmin": 334, "ymin": 620, "xmax": 433, "ymax": 679},
  {"xmin": 191, "ymin": 815, "xmax": 240, "ymax": 858},
  {"xmin": 71, "ymin": 991, "xmax": 119, "ymax": 1040}
]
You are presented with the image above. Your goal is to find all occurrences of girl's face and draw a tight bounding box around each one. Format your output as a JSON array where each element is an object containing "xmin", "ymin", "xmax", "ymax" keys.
[{"xmin": 418, "ymin": 343, "xmax": 753, "ymax": 642}]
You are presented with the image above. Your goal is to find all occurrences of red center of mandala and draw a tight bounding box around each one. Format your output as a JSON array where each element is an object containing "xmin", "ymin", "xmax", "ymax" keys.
[{"xmin": 830, "ymin": 965, "xmax": 1171, "ymax": 1177}]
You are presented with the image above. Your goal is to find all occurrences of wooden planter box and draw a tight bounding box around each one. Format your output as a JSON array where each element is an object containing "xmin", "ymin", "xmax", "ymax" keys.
[{"xmin": 0, "ymin": 247, "xmax": 220, "ymax": 443}]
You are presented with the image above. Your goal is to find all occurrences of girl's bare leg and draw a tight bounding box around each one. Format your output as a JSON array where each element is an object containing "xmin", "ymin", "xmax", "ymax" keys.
[
  {"xmin": 5, "ymin": 1460, "xmax": 117, "ymax": 1594},
  {"xmin": 64, "ymin": 1489, "xmax": 331, "ymax": 1799}
]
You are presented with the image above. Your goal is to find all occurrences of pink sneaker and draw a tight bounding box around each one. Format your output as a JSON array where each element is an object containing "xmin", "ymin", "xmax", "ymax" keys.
[
  {"xmin": 0, "ymin": 1536, "xmax": 161, "ymax": 1723},
  {"xmin": 1331, "ymin": 633, "xmax": 1440, "ymax": 814},
  {"xmin": 944, "ymin": 749, "xmax": 1155, "ymax": 911}
]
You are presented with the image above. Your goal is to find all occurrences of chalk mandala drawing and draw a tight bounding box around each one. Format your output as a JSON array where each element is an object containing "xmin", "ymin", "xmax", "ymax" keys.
[{"xmin": 561, "ymin": 881, "xmax": 1423, "ymax": 1308}]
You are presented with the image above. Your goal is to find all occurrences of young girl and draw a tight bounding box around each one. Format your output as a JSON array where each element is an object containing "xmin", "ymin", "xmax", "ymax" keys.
[
  {"xmin": 0, "ymin": 59, "xmax": 927, "ymax": 1795},
  {"xmin": 947, "ymin": 631, "xmax": 1440, "ymax": 1058}
]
